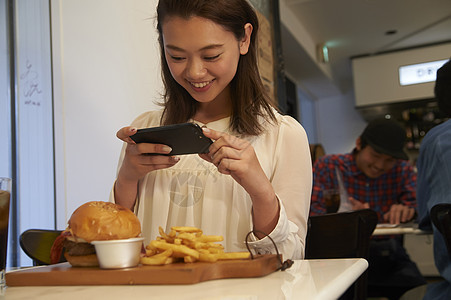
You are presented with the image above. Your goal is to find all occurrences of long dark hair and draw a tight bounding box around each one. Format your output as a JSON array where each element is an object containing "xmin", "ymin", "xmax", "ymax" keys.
[{"xmin": 156, "ymin": 0, "xmax": 276, "ymax": 135}]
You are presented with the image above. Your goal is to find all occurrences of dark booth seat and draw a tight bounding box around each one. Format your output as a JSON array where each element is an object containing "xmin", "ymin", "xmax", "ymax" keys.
[
  {"xmin": 305, "ymin": 209, "xmax": 378, "ymax": 300},
  {"xmin": 20, "ymin": 229, "xmax": 66, "ymax": 265},
  {"xmin": 431, "ymin": 203, "xmax": 451, "ymax": 256}
]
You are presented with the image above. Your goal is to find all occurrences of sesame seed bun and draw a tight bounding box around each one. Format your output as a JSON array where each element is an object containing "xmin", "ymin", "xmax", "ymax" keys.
[{"xmin": 68, "ymin": 201, "xmax": 141, "ymax": 242}]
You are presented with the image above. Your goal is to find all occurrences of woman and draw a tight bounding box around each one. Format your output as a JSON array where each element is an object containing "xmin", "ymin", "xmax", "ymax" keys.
[{"xmin": 112, "ymin": 0, "xmax": 311, "ymax": 259}]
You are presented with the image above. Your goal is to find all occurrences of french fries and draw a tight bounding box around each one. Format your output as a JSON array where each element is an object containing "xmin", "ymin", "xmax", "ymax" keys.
[
  {"xmin": 140, "ymin": 249, "xmax": 173, "ymax": 265},
  {"xmin": 140, "ymin": 226, "xmax": 250, "ymax": 265},
  {"xmin": 149, "ymin": 240, "xmax": 200, "ymax": 259}
]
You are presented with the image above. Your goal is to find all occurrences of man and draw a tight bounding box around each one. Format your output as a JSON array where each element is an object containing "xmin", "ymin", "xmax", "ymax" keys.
[
  {"xmin": 417, "ymin": 58, "xmax": 451, "ymax": 300},
  {"xmin": 310, "ymin": 117, "xmax": 426, "ymax": 299}
]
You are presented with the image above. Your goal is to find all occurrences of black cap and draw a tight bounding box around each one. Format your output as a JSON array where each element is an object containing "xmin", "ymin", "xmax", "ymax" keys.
[{"xmin": 360, "ymin": 118, "xmax": 408, "ymax": 160}]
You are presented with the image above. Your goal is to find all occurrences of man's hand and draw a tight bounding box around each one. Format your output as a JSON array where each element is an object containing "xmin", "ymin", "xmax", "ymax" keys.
[
  {"xmin": 349, "ymin": 197, "xmax": 370, "ymax": 210},
  {"xmin": 383, "ymin": 203, "xmax": 415, "ymax": 224}
]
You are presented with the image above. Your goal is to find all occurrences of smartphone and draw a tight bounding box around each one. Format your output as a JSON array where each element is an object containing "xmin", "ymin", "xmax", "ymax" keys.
[{"xmin": 130, "ymin": 123, "xmax": 213, "ymax": 155}]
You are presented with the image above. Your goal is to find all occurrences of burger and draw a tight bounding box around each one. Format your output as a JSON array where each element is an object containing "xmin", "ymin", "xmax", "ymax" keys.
[{"xmin": 50, "ymin": 201, "xmax": 142, "ymax": 267}]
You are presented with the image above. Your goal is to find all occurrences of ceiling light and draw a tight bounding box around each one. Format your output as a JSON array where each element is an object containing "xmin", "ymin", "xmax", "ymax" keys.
[
  {"xmin": 385, "ymin": 29, "xmax": 397, "ymax": 35},
  {"xmin": 317, "ymin": 43, "xmax": 329, "ymax": 63}
]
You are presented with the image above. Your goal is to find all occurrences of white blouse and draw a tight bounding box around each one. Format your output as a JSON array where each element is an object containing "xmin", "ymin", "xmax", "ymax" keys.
[{"xmin": 111, "ymin": 110, "xmax": 312, "ymax": 259}]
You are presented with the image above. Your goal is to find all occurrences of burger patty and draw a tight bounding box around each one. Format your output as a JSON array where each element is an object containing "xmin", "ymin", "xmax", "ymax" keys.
[{"xmin": 63, "ymin": 239, "xmax": 96, "ymax": 256}]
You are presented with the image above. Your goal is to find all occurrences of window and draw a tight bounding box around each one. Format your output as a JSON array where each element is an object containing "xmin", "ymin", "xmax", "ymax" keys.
[{"xmin": 1, "ymin": 0, "xmax": 55, "ymax": 268}]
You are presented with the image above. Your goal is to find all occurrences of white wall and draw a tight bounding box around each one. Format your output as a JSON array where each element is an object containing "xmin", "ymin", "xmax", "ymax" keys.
[
  {"xmin": 51, "ymin": 0, "xmax": 162, "ymax": 228},
  {"xmin": 314, "ymin": 91, "xmax": 366, "ymax": 155},
  {"xmin": 353, "ymin": 43, "xmax": 451, "ymax": 107},
  {"xmin": 297, "ymin": 87, "xmax": 317, "ymax": 143},
  {"xmin": 279, "ymin": 0, "xmax": 333, "ymax": 82},
  {"xmin": 293, "ymin": 74, "xmax": 366, "ymax": 156}
]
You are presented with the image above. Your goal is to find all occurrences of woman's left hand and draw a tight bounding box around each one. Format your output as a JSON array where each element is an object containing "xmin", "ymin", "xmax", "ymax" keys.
[
  {"xmin": 199, "ymin": 127, "xmax": 271, "ymax": 199},
  {"xmin": 200, "ymin": 127, "xmax": 278, "ymax": 237}
]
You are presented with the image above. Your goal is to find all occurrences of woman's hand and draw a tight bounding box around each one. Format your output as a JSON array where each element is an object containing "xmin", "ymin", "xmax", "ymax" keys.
[
  {"xmin": 116, "ymin": 126, "xmax": 180, "ymax": 182},
  {"xmin": 199, "ymin": 127, "xmax": 279, "ymax": 237},
  {"xmin": 114, "ymin": 126, "xmax": 179, "ymax": 210},
  {"xmin": 199, "ymin": 127, "xmax": 271, "ymax": 198}
]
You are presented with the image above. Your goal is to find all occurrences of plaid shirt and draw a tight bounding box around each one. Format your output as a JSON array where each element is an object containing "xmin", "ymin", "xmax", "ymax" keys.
[{"xmin": 310, "ymin": 152, "xmax": 417, "ymax": 222}]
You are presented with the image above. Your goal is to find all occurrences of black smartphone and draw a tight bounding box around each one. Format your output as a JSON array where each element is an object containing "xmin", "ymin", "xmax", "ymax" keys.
[{"xmin": 130, "ymin": 123, "xmax": 213, "ymax": 155}]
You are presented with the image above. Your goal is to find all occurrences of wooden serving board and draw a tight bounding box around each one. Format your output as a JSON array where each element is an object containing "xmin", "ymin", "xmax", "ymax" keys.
[{"xmin": 6, "ymin": 254, "xmax": 281, "ymax": 286}]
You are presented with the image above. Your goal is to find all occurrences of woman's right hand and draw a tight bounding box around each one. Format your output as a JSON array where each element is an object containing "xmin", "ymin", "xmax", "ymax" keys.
[{"xmin": 116, "ymin": 126, "xmax": 180, "ymax": 182}]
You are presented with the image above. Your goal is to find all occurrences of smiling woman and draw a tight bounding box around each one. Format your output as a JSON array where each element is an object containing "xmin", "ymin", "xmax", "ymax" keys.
[
  {"xmin": 161, "ymin": 16, "xmax": 247, "ymax": 119},
  {"xmin": 111, "ymin": 0, "xmax": 312, "ymax": 261}
]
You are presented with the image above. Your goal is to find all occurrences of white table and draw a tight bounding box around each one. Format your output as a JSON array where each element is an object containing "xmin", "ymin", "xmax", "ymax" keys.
[
  {"xmin": 373, "ymin": 224, "xmax": 438, "ymax": 276},
  {"xmin": 373, "ymin": 223, "xmax": 429, "ymax": 236},
  {"xmin": 2, "ymin": 258, "xmax": 367, "ymax": 300}
]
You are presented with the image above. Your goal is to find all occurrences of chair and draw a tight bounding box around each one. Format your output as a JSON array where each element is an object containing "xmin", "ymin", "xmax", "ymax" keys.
[
  {"xmin": 305, "ymin": 209, "xmax": 378, "ymax": 300},
  {"xmin": 309, "ymin": 143, "xmax": 326, "ymax": 164},
  {"xmin": 19, "ymin": 229, "xmax": 66, "ymax": 265},
  {"xmin": 431, "ymin": 203, "xmax": 451, "ymax": 256}
]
